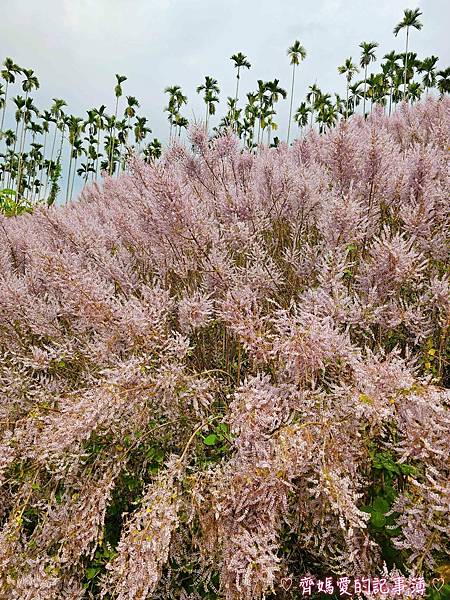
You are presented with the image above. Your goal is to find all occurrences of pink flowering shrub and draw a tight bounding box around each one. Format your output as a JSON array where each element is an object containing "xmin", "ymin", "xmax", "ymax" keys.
[{"xmin": 0, "ymin": 97, "xmax": 449, "ymax": 599}]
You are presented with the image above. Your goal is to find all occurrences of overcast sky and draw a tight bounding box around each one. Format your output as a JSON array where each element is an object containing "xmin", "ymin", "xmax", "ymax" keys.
[{"xmin": 1, "ymin": 0, "xmax": 449, "ymax": 197}]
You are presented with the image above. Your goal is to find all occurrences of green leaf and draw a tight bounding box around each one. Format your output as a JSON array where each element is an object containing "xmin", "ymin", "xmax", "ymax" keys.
[
  {"xmin": 203, "ymin": 434, "xmax": 218, "ymax": 446},
  {"xmin": 86, "ymin": 567, "xmax": 99, "ymax": 580},
  {"xmin": 386, "ymin": 526, "xmax": 402, "ymax": 537},
  {"xmin": 371, "ymin": 511, "xmax": 386, "ymax": 528},
  {"xmin": 372, "ymin": 496, "xmax": 390, "ymax": 513},
  {"xmin": 372, "ymin": 451, "xmax": 400, "ymax": 474},
  {"xmin": 216, "ymin": 423, "xmax": 229, "ymax": 435},
  {"xmin": 399, "ymin": 463, "xmax": 417, "ymax": 476}
]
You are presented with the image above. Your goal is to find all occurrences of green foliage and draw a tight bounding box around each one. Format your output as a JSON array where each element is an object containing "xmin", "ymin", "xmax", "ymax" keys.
[
  {"xmin": 371, "ymin": 449, "xmax": 419, "ymax": 477},
  {"xmin": 427, "ymin": 583, "xmax": 450, "ymax": 600},
  {"xmin": 0, "ymin": 187, "xmax": 34, "ymax": 216},
  {"xmin": 47, "ymin": 160, "xmax": 61, "ymax": 206},
  {"xmin": 360, "ymin": 445, "xmax": 419, "ymax": 569},
  {"xmin": 191, "ymin": 421, "xmax": 233, "ymax": 470},
  {"xmin": 202, "ymin": 423, "xmax": 230, "ymax": 447},
  {"xmin": 83, "ymin": 544, "xmax": 118, "ymax": 593}
]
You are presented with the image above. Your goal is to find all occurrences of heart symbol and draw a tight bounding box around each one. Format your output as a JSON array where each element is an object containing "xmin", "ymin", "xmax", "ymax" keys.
[
  {"xmin": 281, "ymin": 576, "xmax": 293, "ymax": 591},
  {"xmin": 431, "ymin": 577, "xmax": 444, "ymax": 592}
]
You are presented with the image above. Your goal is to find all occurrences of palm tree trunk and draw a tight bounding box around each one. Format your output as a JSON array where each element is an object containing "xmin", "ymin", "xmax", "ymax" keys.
[
  {"xmin": 17, "ymin": 93, "xmax": 29, "ymax": 156},
  {"xmin": 0, "ymin": 81, "xmax": 9, "ymax": 133},
  {"xmin": 117, "ymin": 142, "xmax": 122, "ymax": 177},
  {"xmin": 389, "ymin": 82, "xmax": 393, "ymax": 116},
  {"xmin": 310, "ymin": 91, "xmax": 316, "ymax": 128},
  {"xmin": 44, "ymin": 120, "xmax": 59, "ymax": 197},
  {"xmin": 287, "ymin": 63, "xmax": 296, "ymax": 144},
  {"xmin": 95, "ymin": 127, "xmax": 101, "ymax": 180},
  {"xmin": 121, "ymin": 117, "xmax": 130, "ymax": 174},
  {"xmin": 257, "ymin": 109, "xmax": 262, "ymax": 146},
  {"xmin": 26, "ymin": 156, "xmax": 35, "ymax": 200},
  {"xmin": 70, "ymin": 156, "xmax": 77, "ymax": 200},
  {"xmin": 65, "ymin": 144, "xmax": 73, "ymax": 204},
  {"xmin": 38, "ymin": 129, "xmax": 47, "ymax": 196},
  {"xmin": 7, "ymin": 120, "xmax": 20, "ymax": 189},
  {"xmin": 109, "ymin": 97, "xmax": 119, "ymax": 175},
  {"xmin": 404, "ymin": 27, "xmax": 409, "ymax": 101},
  {"xmin": 16, "ymin": 92, "xmax": 29, "ymax": 195},
  {"xmin": 234, "ymin": 67, "xmax": 241, "ymax": 132},
  {"xmin": 346, "ymin": 82, "xmax": 349, "ymax": 120},
  {"xmin": 11, "ymin": 121, "xmax": 19, "ymax": 157},
  {"xmin": 16, "ymin": 125, "xmax": 28, "ymax": 196},
  {"xmin": 234, "ymin": 68, "xmax": 240, "ymax": 106},
  {"xmin": 363, "ymin": 65, "xmax": 368, "ymax": 116}
]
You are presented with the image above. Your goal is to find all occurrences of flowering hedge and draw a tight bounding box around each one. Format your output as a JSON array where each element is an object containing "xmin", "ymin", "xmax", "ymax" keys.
[{"xmin": 0, "ymin": 97, "xmax": 448, "ymax": 599}]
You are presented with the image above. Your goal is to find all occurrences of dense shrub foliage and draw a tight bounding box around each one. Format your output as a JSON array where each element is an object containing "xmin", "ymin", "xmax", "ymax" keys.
[{"xmin": 0, "ymin": 97, "xmax": 448, "ymax": 599}]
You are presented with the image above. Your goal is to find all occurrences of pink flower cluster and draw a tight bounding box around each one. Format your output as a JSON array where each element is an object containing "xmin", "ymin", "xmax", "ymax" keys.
[{"xmin": 0, "ymin": 97, "xmax": 448, "ymax": 599}]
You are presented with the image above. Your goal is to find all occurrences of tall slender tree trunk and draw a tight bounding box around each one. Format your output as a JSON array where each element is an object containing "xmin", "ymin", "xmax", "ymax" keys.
[
  {"xmin": 95, "ymin": 127, "xmax": 101, "ymax": 180},
  {"xmin": 17, "ymin": 93, "xmax": 29, "ymax": 157},
  {"xmin": 26, "ymin": 140, "xmax": 36, "ymax": 199},
  {"xmin": 346, "ymin": 81, "xmax": 349, "ymax": 120},
  {"xmin": 44, "ymin": 120, "xmax": 59, "ymax": 197},
  {"xmin": 65, "ymin": 143, "xmax": 73, "ymax": 204},
  {"xmin": 16, "ymin": 125, "xmax": 28, "ymax": 196},
  {"xmin": 11, "ymin": 120, "xmax": 19, "ymax": 157},
  {"xmin": 117, "ymin": 141, "xmax": 122, "ymax": 178},
  {"xmin": 234, "ymin": 68, "xmax": 240, "ymax": 106},
  {"xmin": 38, "ymin": 129, "xmax": 47, "ymax": 196},
  {"xmin": 287, "ymin": 63, "xmax": 296, "ymax": 144},
  {"xmin": 109, "ymin": 97, "xmax": 119, "ymax": 175},
  {"xmin": 70, "ymin": 155, "xmax": 77, "ymax": 200},
  {"xmin": 404, "ymin": 27, "xmax": 410, "ymax": 101},
  {"xmin": 0, "ymin": 81, "xmax": 9, "ymax": 133},
  {"xmin": 15, "ymin": 92, "xmax": 29, "ymax": 194},
  {"xmin": 57, "ymin": 125, "xmax": 65, "ymax": 161},
  {"xmin": 389, "ymin": 81, "xmax": 393, "ymax": 116},
  {"xmin": 234, "ymin": 67, "xmax": 240, "ymax": 132},
  {"xmin": 7, "ymin": 120, "xmax": 20, "ymax": 189},
  {"xmin": 363, "ymin": 65, "xmax": 368, "ymax": 116},
  {"xmin": 257, "ymin": 101, "xmax": 264, "ymax": 146},
  {"xmin": 122, "ymin": 115, "xmax": 131, "ymax": 174}
]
